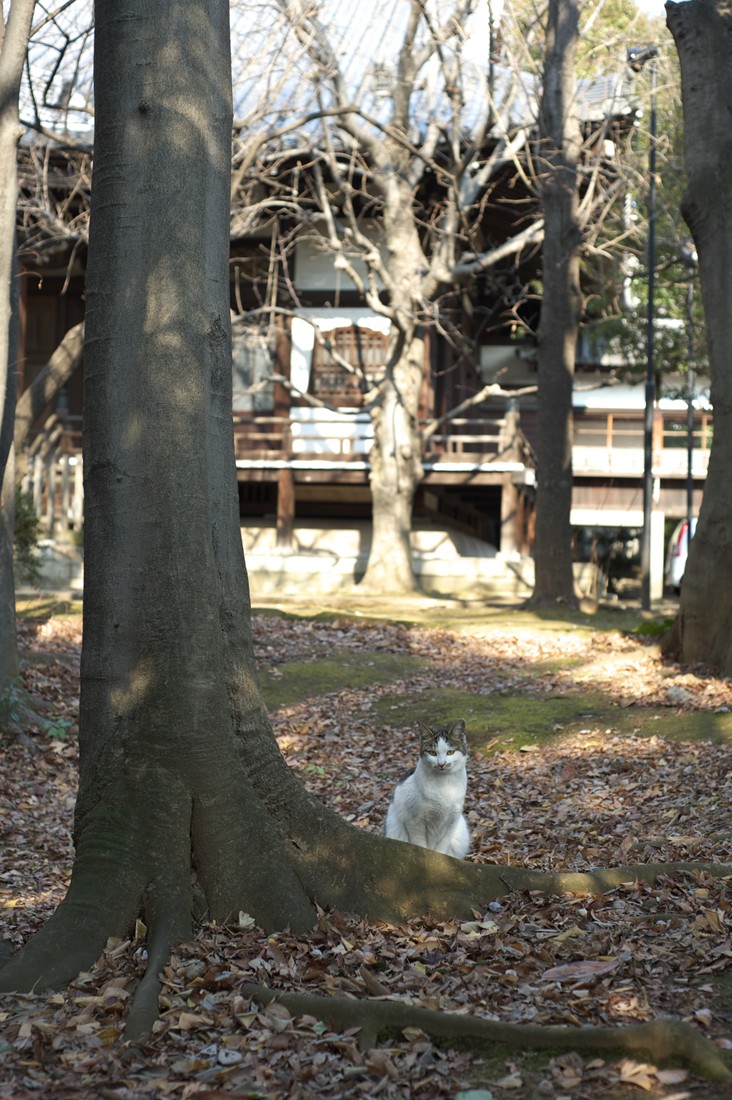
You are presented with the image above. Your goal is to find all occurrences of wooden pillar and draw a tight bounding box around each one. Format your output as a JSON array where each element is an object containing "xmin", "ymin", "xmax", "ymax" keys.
[
  {"xmin": 276, "ymin": 467, "xmax": 295, "ymax": 550},
  {"xmin": 499, "ymin": 398, "xmax": 524, "ymax": 556},
  {"xmin": 72, "ymin": 458, "xmax": 84, "ymax": 531},
  {"xmin": 500, "ymin": 473, "xmax": 520, "ymax": 557},
  {"xmin": 498, "ymin": 398, "xmax": 521, "ymax": 459}
]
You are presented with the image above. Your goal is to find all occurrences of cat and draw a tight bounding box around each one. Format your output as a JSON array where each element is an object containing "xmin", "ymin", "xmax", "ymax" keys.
[{"xmin": 384, "ymin": 718, "xmax": 470, "ymax": 858}]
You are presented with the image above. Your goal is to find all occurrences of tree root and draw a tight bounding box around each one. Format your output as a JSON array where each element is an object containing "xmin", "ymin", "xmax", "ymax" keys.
[
  {"xmin": 243, "ymin": 983, "xmax": 731, "ymax": 1081},
  {"xmin": 125, "ymin": 877, "xmax": 193, "ymax": 1042},
  {"xmin": 494, "ymin": 861, "xmax": 732, "ymax": 898},
  {"xmin": 296, "ymin": 815, "xmax": 732, "ymax": 924}
]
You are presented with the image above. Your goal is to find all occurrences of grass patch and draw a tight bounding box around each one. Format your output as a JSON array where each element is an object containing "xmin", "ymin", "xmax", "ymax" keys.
[
  {"xmin": 372, "ymin": 688, "xmax": 617, "ymax": 750},
  {"xmin": 260, "ymin": 652, "xmax": 430, "ymax": 710},
  {"xmin": 252, "ymin": 598, "xmax": 660, "ymax": 637},
  {"xmin": 15, "ymin": 597, "xmax": 83, "ymax": 621},
  {"xmin": 371, "ymin": 688, "xmax": 732, "ymax": 750}
]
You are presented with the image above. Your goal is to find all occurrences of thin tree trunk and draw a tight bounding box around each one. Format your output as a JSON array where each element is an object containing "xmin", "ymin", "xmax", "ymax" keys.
[
  {"xmin": 360, "ymin": 328, "xmax": 424, "ymax": 595},
  {"xmin": 359, "ymin": 177, "xmax": 426, "ymax": 595},
  {"xmin": 668, "ymin": 0, "xmax": 732, "ymax": 672},
  {"xmin": 0, "ymin": 0, "xmax": 37, "ymax": 694},
  {"xmin": 0, "ymin": 430, "xmax": 17, "ymax": 693},
  {"xmin": 529, "ymin": 0, "xmax": 581, "ymax": 607}
]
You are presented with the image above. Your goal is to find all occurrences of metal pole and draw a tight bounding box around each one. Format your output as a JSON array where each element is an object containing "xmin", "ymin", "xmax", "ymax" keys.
[{"xmin": 641, "ymin": 55, "xmax": 657, "ymax": 611}]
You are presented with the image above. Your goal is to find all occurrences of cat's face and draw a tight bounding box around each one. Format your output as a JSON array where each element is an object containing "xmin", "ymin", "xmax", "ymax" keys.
[{"xmin": 417, "ymin": 719, "xmax": 467, "ymax": 771}]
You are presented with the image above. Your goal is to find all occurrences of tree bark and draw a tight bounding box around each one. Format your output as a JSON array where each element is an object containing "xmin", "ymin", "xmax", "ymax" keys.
[
  {"xmin": 0, "ymin": 0, "xmax": 37, "ymax": 694},
  {"xmin": 360, "ymin": 327, "xmax": 424, "ymax": 595},
  {"xmin": 668, "ymin": 0, "xmax": 732, "ymax": 672},
  {"xmin": 245, "ymin": 983, "xmax": 731, "ymax": 1080},
  {"xmin": 529, "ymin": 0, "xmax": 582, "ymax": 607},
  {"xmin": 357, "ymin": 173, "xmax": 426, "ymax": 595}
]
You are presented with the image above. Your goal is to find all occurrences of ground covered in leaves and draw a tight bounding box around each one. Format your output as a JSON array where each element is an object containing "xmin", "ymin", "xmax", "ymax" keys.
[{"xmin": 1, "ymin": 603, "xmax": 732, "ymax": 1099}]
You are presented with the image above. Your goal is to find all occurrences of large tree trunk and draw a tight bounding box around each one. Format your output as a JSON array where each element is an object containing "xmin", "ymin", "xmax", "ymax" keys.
[
  {"xmin": 0, "ymin": 0, "xmax": 36, "ymax": 694},
  {"xmin": 668, "ymin": 0, "xmax": 732, "ymax": 672},
  {"xmin": 529, "ymin": 0, "xmax": 581, "ymax": 607}
]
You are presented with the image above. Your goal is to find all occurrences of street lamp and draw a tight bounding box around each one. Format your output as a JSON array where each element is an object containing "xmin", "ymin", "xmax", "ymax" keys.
[
  {"xmin": 627, "ymin": 44, "xmax": 659, "ymax": 611},
  {"xmin": 680, "ymin": 238, "xmax": 698, "ymax": 549}
]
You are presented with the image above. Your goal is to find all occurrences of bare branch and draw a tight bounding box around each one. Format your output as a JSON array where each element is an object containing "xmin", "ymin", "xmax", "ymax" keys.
[
  {"xmin": 450, "ymin": 218, "xmax": 546, "ymax": 280},
  {"xmin": 422, "ymin": 381, "xmax": 538, "ymax": 439}
]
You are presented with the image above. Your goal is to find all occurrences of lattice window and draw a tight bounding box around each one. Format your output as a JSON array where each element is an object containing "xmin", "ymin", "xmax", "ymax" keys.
[{"xmin": 310, "ymin": 326, "xmax": 388, "ymax": 405}]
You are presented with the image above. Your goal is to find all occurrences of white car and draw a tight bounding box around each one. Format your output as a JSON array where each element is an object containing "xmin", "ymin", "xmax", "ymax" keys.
[{"xmin": 664, "ymin": 517, "xmax": 697, "ymax": 593}]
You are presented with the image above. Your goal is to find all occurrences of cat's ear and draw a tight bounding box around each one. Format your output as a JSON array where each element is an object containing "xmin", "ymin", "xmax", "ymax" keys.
[{"xmin": 449, "ymin": 719, "xmax": 467, "ymax": 748}]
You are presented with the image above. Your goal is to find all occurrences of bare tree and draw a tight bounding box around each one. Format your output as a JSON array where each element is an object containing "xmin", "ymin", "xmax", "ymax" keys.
[
  {"xmin": 238, "ymin": 0, "xmax": 650, "ymax": 597},
  {"xmin": 1, "ymin": 0, "xmax": 92, "ymax": 702},
  {"xmin": 249, "ymin": 0, "xmax": 544, "ymax": 593}
]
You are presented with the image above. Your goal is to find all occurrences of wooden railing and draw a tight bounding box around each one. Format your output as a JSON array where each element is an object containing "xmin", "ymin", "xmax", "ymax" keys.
[
  {"xmin": 20, "ymin": 414, "xmax": 83, "ymax": 537},
  {"xmin": 232, "ymin": 412, "xmax": 527, "ymax": 464},
  {"xmin": 573, "ymin": 411, "xmax": 712, "ymax": 478}
]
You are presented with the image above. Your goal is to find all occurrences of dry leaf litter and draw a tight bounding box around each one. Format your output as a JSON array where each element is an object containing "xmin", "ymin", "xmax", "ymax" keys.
[{"xmin": 1, "ymin": 613, "xmax": 731, "ymax": 1099}]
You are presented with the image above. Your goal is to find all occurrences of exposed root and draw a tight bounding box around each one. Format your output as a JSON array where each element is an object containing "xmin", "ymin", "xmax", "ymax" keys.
[
  {"xmin": 0, "ymin": 825, "xmax": 147, "ymax": 994},
  {"xmin": 495, "ymin": 861, "xmax": 732, "ymax": 897},
  {"xmin": 0, "ymin": 903, "xmax": 122, "ymax": 994},
  {"xmin": 243, "ymin": 983, "xmax": 731, "ymax": 1081},
  {"xmin": 125, "ymin": 878, "xmax": 192, "ymax": 1042},
  {"xmin": 298, "ymin": 817, "xmax": 732, "ymax": 923}
]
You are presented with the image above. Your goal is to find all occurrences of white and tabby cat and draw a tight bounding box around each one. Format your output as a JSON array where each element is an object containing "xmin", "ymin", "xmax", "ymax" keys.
[{"xmin": 384, "ymin": 719, "xmax": 470, "ymax": 858}]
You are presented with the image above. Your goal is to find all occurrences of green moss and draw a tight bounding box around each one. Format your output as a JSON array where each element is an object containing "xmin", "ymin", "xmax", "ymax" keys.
[
  {"xmin": 252, "ymin": 599, "xmax": 649, "ymax": 636},
  {"xmin": 370, "ymin": 688, "xmax": 611, "ymax": 750},
  {"xmin": 632, "ymin": 617, "xmax": 676, "ymax": 637},
  {"xmin": 371, "ymin": 688, "xmax": 732, "ymax": 750},
  {"xmin": 252, "ymin": 603, "xmax": 732, "ymax": 750},
  {"xmin": 15, "ymin": 598, "xmax": 83, "ymax": 621},
  {"xmin": 260, "ymin": 652, "xmax": 430, "ymax": 710}
]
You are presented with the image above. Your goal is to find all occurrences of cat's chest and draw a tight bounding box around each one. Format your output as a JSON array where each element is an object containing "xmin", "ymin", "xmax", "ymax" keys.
[{"xmin": 412, "ymin": 763, "xmax": 466, "ymax": 804}]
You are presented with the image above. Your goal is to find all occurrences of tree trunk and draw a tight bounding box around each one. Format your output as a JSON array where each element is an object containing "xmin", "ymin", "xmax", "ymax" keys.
[
  {"xmin": 359, "ymin": 176, "xmax": 426, "ymax": 595},
  {"xmin": 0, "ymin": 0, "xmax": 36, "ymax": 694},
  {"xmin": 360, "ymin": 327, "xmax": 424, "ymax": 595},
  {"xmin": 0, "ymin": 258, "xmax": 18, "ymax": 695},
  {"xmin": 668, "ymin": 0, "xmax": 732, "ymax": 672},
  {"xmin": 0, "ymin": 434, "xmax": 17, "ymax": 694},
  {"xmin": 529, "ymin": 0, "xmax": 581, "ymax": 608}
]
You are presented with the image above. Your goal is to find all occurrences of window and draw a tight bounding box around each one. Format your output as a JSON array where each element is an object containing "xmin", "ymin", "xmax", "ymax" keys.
[{"xmin": 310, "ymin": 326, "xmax": 388, "ymax": 405}]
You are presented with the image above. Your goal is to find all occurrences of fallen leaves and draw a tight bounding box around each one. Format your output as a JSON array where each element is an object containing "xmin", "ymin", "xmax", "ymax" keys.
[
  {"xmin": 1, "ymin": 609, "xmax": 732, "ymax": 1098},
  {"xmin": 540, "ymin": 958, "xmax": 621, "ymax": 983}
]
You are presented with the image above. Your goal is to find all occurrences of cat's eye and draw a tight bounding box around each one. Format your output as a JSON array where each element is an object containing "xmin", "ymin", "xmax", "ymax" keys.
[
  {"xmin": 427, "ymin": 750, "xmax": 437, "ymax": 756},
  {"xmin": 447, "ymin": 749, "xmax": 455, "ymax": 755}
]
